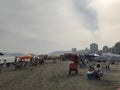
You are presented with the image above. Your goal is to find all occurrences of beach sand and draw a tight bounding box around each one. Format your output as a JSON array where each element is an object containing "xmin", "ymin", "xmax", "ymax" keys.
[{"xmin": 0, "ymin": 60, "xmax": 120, "ymax": 90}]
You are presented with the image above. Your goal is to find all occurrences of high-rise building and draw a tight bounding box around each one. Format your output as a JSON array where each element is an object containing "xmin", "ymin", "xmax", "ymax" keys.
[
  {"xmin": 90, "ymin": 43, "xmax": 98, "ymax": 53},
  {"xmin": 103, "ymin": 46, "xmax": 109, "ymax": 53},
  {"xmin": 114, "ymin": 42, "xmax": 120, "ymax": 54},
  {"xmin": 72, "ymin": 48, "xmax": 77, "ymax": 53},
  {"xmin": 78, "ymin": 48, "xmax": 90, "ymax": 55}
]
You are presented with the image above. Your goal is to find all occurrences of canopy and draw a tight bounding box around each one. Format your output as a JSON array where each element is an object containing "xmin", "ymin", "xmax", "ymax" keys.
[
  {"xmin": 101, "ymin": 53, "xmax": 120, "ymax": 62},
  {"xmin": 94, "ymin": 56, "xmax": 108, "ymax": 62},
  {"xmin": 18, "ymin": 54, "xmax": 33, "ymax": 59},
  {"xmin": 85, "ymin": 54, "xmax": 99, "ymax": 58},
  {"xmin": 94, "ymin": 55, "xmax": 120, "ymax": 62}
]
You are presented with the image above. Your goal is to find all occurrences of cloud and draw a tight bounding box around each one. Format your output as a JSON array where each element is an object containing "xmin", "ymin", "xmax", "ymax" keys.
[
  {"xmin": 73, "ymin": 0, "xmax": 98, "ymax": 31},
  {"xmin": 90, "ymin": 0, "xmax": 120, "ymax": 47},
  {"xmin": 0, "ymin": 0, "xmax": 120, "ymax": 53}
]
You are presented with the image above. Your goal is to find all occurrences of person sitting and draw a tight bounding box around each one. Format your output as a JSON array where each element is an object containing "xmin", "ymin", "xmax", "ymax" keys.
[
  {"xmin": 87, "ymin": 65, "xmax": 94, "ymax": 79},
  {"xmin": 94, "ymin": 64, "xmax": 102, "ymax": 79},
  {"xmin": 99, "ymin": 64, "xmax": 105, "ymax": 77}
]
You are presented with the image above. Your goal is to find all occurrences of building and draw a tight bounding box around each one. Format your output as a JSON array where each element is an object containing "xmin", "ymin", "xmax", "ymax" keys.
[
  {"xmin": 72, "ymin": 48, "xmax": 77, "ymax": 53},
  {"xmin": 102, "ymin": 46, "xmax": 109, "ymax": 53},
  {"xmin": 90, "ymin": 43, "xmax": 98, "ymax": 54},
  {"xmin": 78, "ymin": 48, "xmax": 90, "ymax": 55},
  {"xmin": 114, "ymin": 42, "xmax": 120, "ymax": 54}
]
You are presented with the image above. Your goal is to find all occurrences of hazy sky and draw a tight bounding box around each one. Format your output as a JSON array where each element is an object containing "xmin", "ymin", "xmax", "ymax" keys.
[{"xmin": 0, "ymin": 0, "xmax": 120, "ymax": 54}]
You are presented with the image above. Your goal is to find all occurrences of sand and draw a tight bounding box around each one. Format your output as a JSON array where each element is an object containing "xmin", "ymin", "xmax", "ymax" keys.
[{"xmin": 0, "ymin": 60, "xmax": 120, "ymax": 90}]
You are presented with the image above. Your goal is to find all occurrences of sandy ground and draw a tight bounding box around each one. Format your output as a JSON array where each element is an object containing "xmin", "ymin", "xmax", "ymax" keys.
[{"xmin": 0, "ymin": 60, "xmax": 120, "ymax": 90}]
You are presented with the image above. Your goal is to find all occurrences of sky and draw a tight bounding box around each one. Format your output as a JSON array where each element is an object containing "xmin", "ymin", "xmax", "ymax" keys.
[{"xmin": 0, "ymin": 0, "xmax": 120, "ymax": 54}]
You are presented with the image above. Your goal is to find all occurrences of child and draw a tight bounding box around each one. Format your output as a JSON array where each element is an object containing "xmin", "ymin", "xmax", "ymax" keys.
[{"xmin": 87, "ymin": 65, "xmax": 94, "ymax": 79}]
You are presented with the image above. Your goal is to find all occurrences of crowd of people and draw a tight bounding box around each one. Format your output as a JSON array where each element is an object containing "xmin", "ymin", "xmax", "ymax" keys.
[
  {"xmin": 69, "ymin": 55, "xmax": 111, "ymax": 80},
  {"xmin": 0, "ymin": 55, "xmax": 47, "ymax": 71},
  {"xmin": 0, "ymin": 54, "xmax": 111, "ymax": 80}
]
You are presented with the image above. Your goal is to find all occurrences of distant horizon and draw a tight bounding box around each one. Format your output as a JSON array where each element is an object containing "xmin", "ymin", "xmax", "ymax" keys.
[{"xmin": 1, "ymin": 40, "xmax": 119, "ymax": 55}]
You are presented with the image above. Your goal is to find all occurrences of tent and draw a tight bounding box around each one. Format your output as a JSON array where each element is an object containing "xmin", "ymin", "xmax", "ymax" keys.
[
  {"xmin": 94, "ymin": 56, "xmax": 109, "ymax": 62},
  {"xmin": 94, "ymin": 53, "xmax": 120, "ymax": 62}
]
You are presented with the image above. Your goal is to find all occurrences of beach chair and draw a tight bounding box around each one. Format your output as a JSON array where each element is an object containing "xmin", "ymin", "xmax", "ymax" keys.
[{"xmin": 69, "ymin": 63, "xmax": 78, "ymax": 75}]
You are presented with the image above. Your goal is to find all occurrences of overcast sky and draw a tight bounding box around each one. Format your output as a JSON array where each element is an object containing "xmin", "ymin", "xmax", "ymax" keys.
[{"xmin": 0, "ymin": 0, "xmax": 120, "ymax": 54}]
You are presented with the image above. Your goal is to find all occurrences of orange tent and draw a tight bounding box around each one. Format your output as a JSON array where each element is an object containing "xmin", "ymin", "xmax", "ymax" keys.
[{"xmin": 18, "ymin": 54, "xmax": 33, "ymax": 59}]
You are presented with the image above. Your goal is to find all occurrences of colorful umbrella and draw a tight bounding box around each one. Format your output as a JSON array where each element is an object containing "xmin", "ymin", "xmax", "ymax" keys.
[
  {"xmin": 64, "ymin": 52, "xmax": 77, "ymax": 58},
  {"xmin": 18, "ymin": 54, "xmax": 33, "ymax": 59},
  {"xmin": 51, "ymin": 54, "xmax": 60, "ymax": 59}
]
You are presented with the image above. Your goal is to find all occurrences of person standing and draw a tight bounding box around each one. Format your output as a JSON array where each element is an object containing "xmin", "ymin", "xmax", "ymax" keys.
[
  {"xmin": 14, "ymin": 56, "xmax": 17, "ymax": 63},
  {"xmin": 3, "ymin": 59, "xmax": 7, "ymax": 70},
  {"xmin": 105, "ymin": 60, "xmax": 110, "ymax": 75}
]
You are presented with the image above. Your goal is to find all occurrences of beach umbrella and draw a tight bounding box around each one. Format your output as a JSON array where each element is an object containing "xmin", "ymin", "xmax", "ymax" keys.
[
  {"xmin": 94, "ymin": 56, "xmax": 108, "ymax": 62},
  {"xmin": 107, "ymin": 56, "xmax": 120, "ymax": 62},
  {"xmin": 94, "ymin": 56, "xmax": 120, "ymax": 62},
  {"xmin": 85, "ymin": 54, "xmax": 99, "ymax": 59},
  {"xmin": 101, "ymin": 53, "xmax": 120, "ymax": 62},
  {"xmin": 64, "ymin": 52, "xmax": 77, "ymax": 58},
  {"xmin": 18, "ymin": 54, "xmax": 33, "ymax": 59},
  {"xmin": 51, "ymin": 54, "xmax": 60, "ymax": 59}
]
